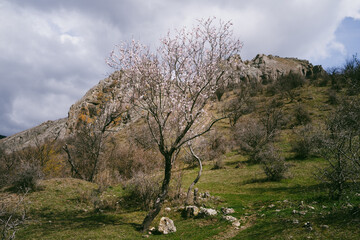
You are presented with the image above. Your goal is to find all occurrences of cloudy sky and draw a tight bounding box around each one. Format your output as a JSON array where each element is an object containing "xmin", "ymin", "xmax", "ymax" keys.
[{"xmin": 1, "ymin": 0, "xmax": 360, "ymax": 136}]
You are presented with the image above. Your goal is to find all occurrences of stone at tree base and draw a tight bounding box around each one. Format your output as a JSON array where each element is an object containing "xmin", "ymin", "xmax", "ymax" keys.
[
  {"xmin": 221, "ymin": 207, "xmax": 235, "ymax": 215},
  {"xmin": 182, "ymin": 206, "xmax": 200, "ymax": 218},
  {"xmin": 158, "ymin": 217, "xmax": 176, "ymax": 234}
]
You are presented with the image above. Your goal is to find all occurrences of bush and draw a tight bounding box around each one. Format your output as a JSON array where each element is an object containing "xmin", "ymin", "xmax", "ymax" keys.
[
  {"xmin": 212, "ymin": 157, "xmax": 225, "ymax": 170},
  {"xmin": 233, "ymin": 120, "xmax": 267, "ymax": 163},
  {"xmin": 327, "ymin": 89, "xmax": 339, "ymax": 105},
  {"xmin": 291, "ymin": 124, "xmax": 320, "ymax": 159},
  {"xmin": 293, "ymin": 104, "xmax": 311, "ymax": 126},
  {"xmin": 124, "ymin": 172, "xmax": 161, "ymax": 210},
  {"xmin": 258, "ymin": 145, "xmax": 288, "ymax": 181},
  {"xmin": 276, "ymin": 72, "xmax": 305, "ymax": 101},
  {"xmin": 10, "ymin": 164, "xmax": 42, "ymax": 192}
]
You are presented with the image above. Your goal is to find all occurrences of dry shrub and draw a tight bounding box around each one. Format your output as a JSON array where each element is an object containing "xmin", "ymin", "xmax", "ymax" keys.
[
  {"xmin": 108, "ymin": 142, "xmax": 161, "ymax": 180},
  {"xmin": 233, "ymin": 120, "xmax": 267, "ymax": 163},
  {"xmin": 124, "ymin": 172, "xmax": 161, "ymax": 210},
  {"xmin": 291, "ymin": 124, "xmax": 321, "ymax": 159},
  {"xmin": 212, "ymin": 156, "xmax": 225, "ymax": 170},
  {"xmin": 258, "ymin": 145, "xmax": 288, "ymax": 181},
  {"xmin": 10, "ymin": 163, "xmax": 42, "ymax": 192},
  {"xmin": 293, "ymin": 104, "xmax": 311, "ymax": 126}
]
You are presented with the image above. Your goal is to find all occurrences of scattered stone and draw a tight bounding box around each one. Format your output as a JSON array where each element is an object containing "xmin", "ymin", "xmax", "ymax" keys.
[
  {"xmin": 275, "ymin": 209, "xmax": 281, "ymax": 212},
  {"xmin": 222, "ymin": 215, "xmax": 237, "ymax": 222},
  {"xmin": 308, "ymin": 206, "xmax": 315, "ymax": 210},
  {"xmin": 183, "ymin": 205, "xmax": 200, "ymax": 218},
  {"xmin": 232, "ymin": 221, "xmax": 241, "ymax": 227},
  {"xmin": 164, "ymin": 207, "xmax": 171, "ymax": 212},
  {"xmin": 303, "ymin": 222, "xmax": 313, "ymax": 231},
  {"xmin": 199, "ymin": 207, "xmax": 218, "ymax": 217},
  {"xmin": 202, "ymin": 191, "xmax": 211, "ymax": 198},
  {"xmin": 320, "ymin": 224, "xmax": 329, "ymax": 229},
  {"xmin": 268, "ymin": 204, "xmax": 275, "ymax": 208},
  {"xmin": 299, "ymin": 211, "xmax": 307, "ymax": 216},
  {"xmin": 322, "ymin": 205, "xmax": 327, "ymax": 209},
  {"xmin": 142, "ymin": 234, "xmax": 149, "ymax": 238},
  {"xmin": 158, "ymin": 217, "xmax": 176, "ymax": 234},
  {"xmin": 355, "ymin": 193, "xmax": 360, "ymax": 197},
  {"xmin": 292, "ymin": 210, "xmax": 298, "ymax": 214},
  {"xmin": 149, "ymin": 227, "xmax": 155, "ymax": 232},
  {"xmin": 293, "ymin": 219, "xmax": 299, "ymax": 224},
  {"xmin": 221, "ymin": 207, "xmax": 235, "ymax": 215},
  {"xmin": 283, "ymin": 199, "xmax": 289, "ymax": 203}
]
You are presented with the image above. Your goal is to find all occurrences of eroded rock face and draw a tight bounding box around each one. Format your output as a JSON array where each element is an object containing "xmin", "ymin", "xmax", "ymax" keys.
[
  {"xmin": 227, "ymin": 54, "xmax": 324, "ymax": 85},
  {"xmin": 0, "ymin": 118, "xmax": 67, "ymax": 153},
  {"xmin": 1, "ymin": 55, "xmax": 324, "ymax": 153}
]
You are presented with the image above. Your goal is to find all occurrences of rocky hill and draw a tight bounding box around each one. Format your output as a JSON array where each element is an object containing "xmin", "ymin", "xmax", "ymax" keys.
[{"xmin": 0, "ymin": 54, "xmax": 324, "ymax": 152}]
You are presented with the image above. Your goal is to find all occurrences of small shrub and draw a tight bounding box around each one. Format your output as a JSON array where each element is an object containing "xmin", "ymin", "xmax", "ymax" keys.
[
  {"xmin": 10, "ymin": 164, "xmax": 42, "ymax": 192},
  {"xmin": 124, "ymin": 172, "xmax": 161, "ymax": 210},
  {"xmin": 258, "ymin": 145, "xmax": 288, "ymax": 181},
  {"xmin": 233, "ymin": 120, "xmax": 267, "ymax": 163},
  {"xmin": 291, "ymin": 124, "xmax": 320, "ymax": 159},
  {"xmin": 327, "ymin": 89, "xmax": 339, "ymax": 105},
  {"xmin": 293, "ymin": 104, "xmax": 311, "ymax": 126},
  {"xmin": 276, "ymin": 72, "xmax": 305, "ymax": 101},
  {"xmin": 212, "ymin": 157, "xmax": 225, "ymax": 170}
]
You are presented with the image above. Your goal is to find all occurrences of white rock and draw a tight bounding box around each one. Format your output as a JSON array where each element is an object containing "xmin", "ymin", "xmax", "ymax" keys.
[
  {"xmin": 158, "ymin": 217, "xmax": 176, "ymax": 234},
  {"xmin": 222, "ymin": 215, "xmax": 237, "ymax": 222},
  {"xmin": 232, "ymin": 221, "xmax": 241, "ymax": 227},
  {"xmin": 199, "ymin": 207, "xmax": 218, "ymax": 216},
  {"xmin": 221, "ymin": 207, "xmax": 235, "ymax": 215}
]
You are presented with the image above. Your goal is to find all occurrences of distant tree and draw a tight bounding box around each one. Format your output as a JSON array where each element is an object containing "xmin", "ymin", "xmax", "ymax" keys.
[
  {"xmin": 343, "ymin": 54, "xmax": 360, "ymax": 95},
  {"xmin": 107, "ymin": 17, "xmax": 243, "ymax": 231}
]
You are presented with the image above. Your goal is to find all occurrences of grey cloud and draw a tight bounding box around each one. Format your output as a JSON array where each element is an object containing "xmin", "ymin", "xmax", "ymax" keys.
[{"xmin": 1, "ymin": 0, "xmax": 360, "ymax": 136}]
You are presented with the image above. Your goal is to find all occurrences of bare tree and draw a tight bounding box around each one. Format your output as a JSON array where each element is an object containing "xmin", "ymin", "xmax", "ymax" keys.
[
  {"xmin": 107, "ymin": 17, "xmax": 243, "ymax": 231},
  {"xmin": 224, "ymin": 84, "xmax": 254, "ymax": 126},
  {"xmin": 316, "ymin": 98, "xmax": 360, "ymax": 199},
  {"xmin": 63, "ymin": 90, "xmax": 126, "ymax": 182}
]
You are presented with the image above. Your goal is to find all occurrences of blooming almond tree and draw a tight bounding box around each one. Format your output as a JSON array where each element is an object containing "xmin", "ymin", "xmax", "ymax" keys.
[{"xmin": 107, "ymin": 17, "xmax": 243, "ymax": 231}]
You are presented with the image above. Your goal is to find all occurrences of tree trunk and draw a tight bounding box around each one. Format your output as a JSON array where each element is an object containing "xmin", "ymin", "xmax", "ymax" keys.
[
  {"xmin": 141, "ymin": 153, "xmax": 172, "ymax": 232},
  {"xmin": 185, "ymin": 146, "xmax": 202, "ymax": 206}
]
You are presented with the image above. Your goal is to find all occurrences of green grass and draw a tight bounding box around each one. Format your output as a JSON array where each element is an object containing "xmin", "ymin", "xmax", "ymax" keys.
[{"xmin": 5, "ymin": 154, "xmax": 358, "ymax": 240}]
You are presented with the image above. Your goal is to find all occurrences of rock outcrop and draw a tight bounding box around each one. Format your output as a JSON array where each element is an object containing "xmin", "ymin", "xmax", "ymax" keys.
[
  {"xmin": 0, "ymin": 118, "xmax": 67, "ymax": 153},
  {"xmin": 0, "ymin": 54, "xmax": 325, "ymax": 153},
  {"xmin": 228, "ymin": 54, "xmax": 324, "ymax": 85}
]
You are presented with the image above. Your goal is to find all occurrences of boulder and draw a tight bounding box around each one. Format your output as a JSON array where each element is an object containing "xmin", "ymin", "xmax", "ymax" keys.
[
  {"xmin": 199, "ymin": 207, "xmax": 218, "ymax": 217},
  {"xmin": 158, "ymin": 217, "xmax": 176, "ymax": 234}
]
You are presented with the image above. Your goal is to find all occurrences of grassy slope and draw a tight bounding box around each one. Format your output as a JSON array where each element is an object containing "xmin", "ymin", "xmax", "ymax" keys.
[{"xmin": 2, "ymin": 83, "xmax": 360, "ymax": 239}]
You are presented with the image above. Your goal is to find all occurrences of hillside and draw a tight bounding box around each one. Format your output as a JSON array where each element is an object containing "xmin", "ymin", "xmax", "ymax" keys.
[
  {"xmin": 0, "ymin": 54, "xmax": 323, "ymax": 153},
  {"xmin": 0, "ymin": 52, "xmax": 360, "ymax": 239},
  {"xmin": 1, "ymin": 60, "xmax": 360, "ymax": 239}
]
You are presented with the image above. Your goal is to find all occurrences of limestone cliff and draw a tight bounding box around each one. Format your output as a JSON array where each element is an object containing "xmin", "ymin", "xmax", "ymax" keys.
[{"xmin": 0, "ymin": 54, "xmax": 325, "ymax": 152}]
